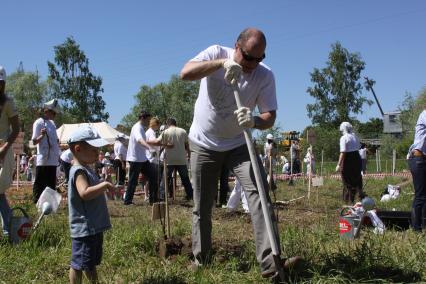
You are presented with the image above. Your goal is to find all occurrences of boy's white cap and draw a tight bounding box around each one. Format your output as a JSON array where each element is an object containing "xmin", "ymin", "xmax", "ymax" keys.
[
  {"xmin": 67, "ymin": 125, "xmax": 109, "ymax": 147},
  {"xmin": 44, "ymin": 99, "xmax": 60, "ymax": 113},
  {"xmin": 0, "ymin": 66, "xmax": 6, "ymax": 81},
  {"xmin": 266, "ymin": 133, "xmax": 273, "ymax": 140}
]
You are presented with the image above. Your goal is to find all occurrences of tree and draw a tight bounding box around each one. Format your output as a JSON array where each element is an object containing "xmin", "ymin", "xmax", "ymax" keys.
[
  {"xmin": 121, "ymin": 75, "xmax": 199, "ymax": 132},
  {"xmin": 355, "ymin": 118, "xmax": 383, "ymax": 139},
  {"xmin": 47, "ymin": 37, "xmax": 108, "ymax": 123},
  {"xmin": 6, "ymin": 68, "xmax": 47, "ymax": 142},
  {"xmin": 306, "ymin": 42, "xmax": 372, "ymax": 128}
]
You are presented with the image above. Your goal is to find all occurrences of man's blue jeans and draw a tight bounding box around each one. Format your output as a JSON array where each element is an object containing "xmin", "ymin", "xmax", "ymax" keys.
[
  {"xmin": 0, "ymin": 194, "xmax": 11, "ymax": 236},
  {"xmin": 124, "ymin": 161, "xmax": 158, "ymax": 204},
  {"xmin": 408, "ymin": 157, "xmax": 426, "ymax": 231},
  {"xmin": 160, "ymin": 165, "xmax": 193, "ymax": 200}
]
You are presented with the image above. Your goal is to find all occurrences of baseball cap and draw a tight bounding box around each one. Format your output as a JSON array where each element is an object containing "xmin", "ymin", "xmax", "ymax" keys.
[
  {"xmin": 67, "ymin": 125, "xmax": 109, "ymax": 147},
  {"xmin": 266, "ymin": 134, "xmax": 273, "ymax": 140},
  {"xmin": 44, "ymin": 99, "xmax": 60, "ymax": 114},
  {"xmin": 0, "ymin": 66, "xmax": 6, "ymax": 81}
]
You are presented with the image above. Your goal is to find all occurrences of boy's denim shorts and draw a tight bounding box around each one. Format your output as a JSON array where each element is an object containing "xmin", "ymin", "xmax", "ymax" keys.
[{"xmin": 71, "ymin": 233, "xmax": 103, "ymax": 271}]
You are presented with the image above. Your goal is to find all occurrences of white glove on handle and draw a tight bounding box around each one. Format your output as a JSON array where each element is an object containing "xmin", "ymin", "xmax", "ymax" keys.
[
  {"xmin": 234, "ymin": 107, "xmax": 255, "ymax": 128},
  {"xmin": 223, "ymin": 59, "xmax": 242, "ymax": 84}
]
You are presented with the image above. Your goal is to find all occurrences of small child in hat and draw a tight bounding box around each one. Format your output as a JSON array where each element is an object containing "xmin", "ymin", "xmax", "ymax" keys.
[{"xmin": 67, "ymin": 125, "xmax": 116, "ymax": 284}]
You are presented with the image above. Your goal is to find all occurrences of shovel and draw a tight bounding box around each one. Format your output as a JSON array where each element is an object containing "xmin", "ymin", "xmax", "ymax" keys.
[{"xmin": 232, "ymin": 82, "xmax": 285, "ymax": 282}]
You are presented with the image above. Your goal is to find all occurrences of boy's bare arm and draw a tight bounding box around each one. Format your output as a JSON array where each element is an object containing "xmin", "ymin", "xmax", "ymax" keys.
[{"xmin": 75, "ymin": 173, "xmax": 115, "ymax": 201}]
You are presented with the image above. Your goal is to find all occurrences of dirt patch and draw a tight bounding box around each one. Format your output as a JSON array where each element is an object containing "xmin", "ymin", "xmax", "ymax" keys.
[{"xmin": 155, "ymin": 236, "xmax": 192, "ymax": 259}]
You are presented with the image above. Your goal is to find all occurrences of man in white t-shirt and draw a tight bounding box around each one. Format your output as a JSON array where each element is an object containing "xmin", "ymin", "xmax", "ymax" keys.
[
  {"xmin": 31, "ymin": 99, "xmax": 60, "ymax": 203},
  {"xmin": 124, "ymin": 110, "xmax": 159, "ymax": 205},
  {"xmin": 180, "ymin": 28, "xmax": 300, "ymax": 278},
  {"xmin": 157, "ymin": 118, "xmax": 193, "ymax": 200}
]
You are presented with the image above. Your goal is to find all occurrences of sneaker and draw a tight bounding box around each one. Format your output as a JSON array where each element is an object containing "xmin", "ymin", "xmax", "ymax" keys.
[
  {"xmin": 261, "ymin": 256, "xmax": 304, "ymax": 278},
  {"xmin": 123, "ymin": 202, "xmax": 135, "ymax": 206}
]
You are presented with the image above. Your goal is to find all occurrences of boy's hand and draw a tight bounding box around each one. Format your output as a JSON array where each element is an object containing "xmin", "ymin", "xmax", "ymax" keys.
[{"xmin": 104, "ymin": 181, "xmax": 117, "ymax": 192}]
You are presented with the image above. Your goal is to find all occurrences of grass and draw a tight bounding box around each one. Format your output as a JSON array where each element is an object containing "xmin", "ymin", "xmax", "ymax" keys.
[{"xmin": 0, "ymin": 175, "xmax": 425, "ymax": 283}]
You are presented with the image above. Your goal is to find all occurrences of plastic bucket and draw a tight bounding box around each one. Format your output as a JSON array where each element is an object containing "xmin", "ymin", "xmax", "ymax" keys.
[
  {"xmin": 9, "ymin": 207, "xmax": 32, "ymax": 244},
  {"xmin": 339, "ymin": 208, "xmax": 361, "ymax": 240}
]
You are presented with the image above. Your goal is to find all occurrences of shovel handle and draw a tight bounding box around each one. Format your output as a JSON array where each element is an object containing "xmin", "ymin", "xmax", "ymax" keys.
[{"xmin": 232, "ymin": 82, "xmax": 285, "ymax": 282}]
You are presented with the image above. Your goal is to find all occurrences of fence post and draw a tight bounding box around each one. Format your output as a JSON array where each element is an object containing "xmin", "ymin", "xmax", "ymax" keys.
[
  {"xmin": 392, "ymin": 149, "xmax": 396, "ymax": 175},
  {"xmin": 376, "ymin": 149, "xmax": 379, "ymax": 173}
]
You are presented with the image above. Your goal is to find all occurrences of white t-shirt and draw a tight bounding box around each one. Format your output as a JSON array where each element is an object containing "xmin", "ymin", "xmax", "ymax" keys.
[
  {"xmin": 145, "ymin": 128, "xmax": 160, "ymax": 163},
  {"xmin": 359, "ymin": 148, "xmax": 367, "ymax": 159},
  {"xmin": 126, "ymin": 122, "xmax": 148, "ymax": 162},
  {"xmin": 159, "ymin": 126, "xmax": 188, "ymax": 165},
  {"xmin": 31, "ymin": 117, "xmax": 60, "ymax": 166},
  {"xmin": 188, "ymin": 45, "xmax": 277, "ymax": 152},
  {"xmin": 114, "ymin": 140, "xmax": 127, "ymax": 161},
  {"xmin": 340, "ymin": 133, "xmax": 361, "ymax": 153},
  {"xmin": 60, "ymin": 149, "xmax": 73, "ymax": 163}
]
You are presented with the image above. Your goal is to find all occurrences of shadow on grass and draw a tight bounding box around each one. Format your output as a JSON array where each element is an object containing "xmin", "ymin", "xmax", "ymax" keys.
[
  {"xmin": 290, "ymin": 253, "xmax": 422, "ymax": 283},
  {"xmin": 141, "ymin": 275, "xmax": 186, "ymax": 284}
]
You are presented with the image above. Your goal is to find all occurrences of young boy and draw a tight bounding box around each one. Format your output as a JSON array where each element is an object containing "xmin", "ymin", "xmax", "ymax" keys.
[{"xmin": 67, "ymin": 125, "xmax": 116, "ymax": 284}]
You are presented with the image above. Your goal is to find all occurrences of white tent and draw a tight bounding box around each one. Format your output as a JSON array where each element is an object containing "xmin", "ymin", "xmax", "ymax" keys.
[{"xmin": 56, "ymin": 122, "xmax": 127, "ymax": 145}]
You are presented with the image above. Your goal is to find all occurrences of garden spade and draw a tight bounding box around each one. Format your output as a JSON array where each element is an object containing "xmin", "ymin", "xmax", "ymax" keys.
[{"xmin": 232, "ymin": 82, "xmax": 286, "ymax": 282}]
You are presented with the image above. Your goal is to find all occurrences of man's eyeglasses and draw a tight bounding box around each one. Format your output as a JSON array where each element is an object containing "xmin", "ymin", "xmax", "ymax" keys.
[{"xmin": 239, "ymin": 46, "xmax": 265, "ymax": 63}]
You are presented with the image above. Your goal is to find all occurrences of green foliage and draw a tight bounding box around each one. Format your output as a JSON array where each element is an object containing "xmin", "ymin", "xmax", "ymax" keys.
[
  {"xmin": 47, "ymin": 37, "xmax": 109, "ymax": 123},
  {"xmin": 304, "ymin": 125, "xmax": 341, "ymax": 161},
  {"xmin": 307, "ymin": 42, "xmax": 373, "ymax": 127},
  {"xmin": 5, "ymin": 69, "xmax": 47, "ymax": 143},
  {"xmin": 355, "ymin": 118, "xmax": 383, "ymax": 139},
  {"xmin": 121, "ymin": 75, "xmax": 199, "ymax": 132}
]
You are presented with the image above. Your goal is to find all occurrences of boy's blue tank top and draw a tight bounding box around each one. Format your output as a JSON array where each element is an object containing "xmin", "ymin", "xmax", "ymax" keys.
[{"xmin": 68, "ymin": 165, "xmax": 111, "ymax": 238}]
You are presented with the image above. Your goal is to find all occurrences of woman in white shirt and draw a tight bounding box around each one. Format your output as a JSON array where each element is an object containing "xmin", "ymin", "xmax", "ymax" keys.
[{"xmin": 336, "ymin": 122, "xmax": 365, "ymax": 204}]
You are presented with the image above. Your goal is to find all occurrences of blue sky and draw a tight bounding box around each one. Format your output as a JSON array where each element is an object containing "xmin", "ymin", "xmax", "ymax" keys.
[{"xmin": 2, "ymin": 0, "xmax": 425, "ymax": 132}]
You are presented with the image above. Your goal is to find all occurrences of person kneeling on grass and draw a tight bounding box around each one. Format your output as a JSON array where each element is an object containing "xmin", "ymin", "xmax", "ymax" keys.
[{"xmin": 67, "ymin": 125, "xmax": 116, "ymax": 284}]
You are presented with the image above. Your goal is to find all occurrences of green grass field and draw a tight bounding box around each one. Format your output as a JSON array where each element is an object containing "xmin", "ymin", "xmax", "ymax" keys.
[{"xmin": 1, "ymin": 176, "xmax": 425, "ymax": 283}]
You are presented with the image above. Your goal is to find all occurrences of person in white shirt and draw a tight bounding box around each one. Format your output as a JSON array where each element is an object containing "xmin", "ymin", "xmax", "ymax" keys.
[
  {"xmin": 359, "ymin": 144, "xmax": 367, "ymax": 175},
  {"xmin": 303, "ymin": 146, "xmax": 315, "ymax": 175},
  {"xmin": 180, "ymin": 28, "xmax": 301, "ymax": 278},
  {"xmin": 31, "ymin": 99, "xmax": 60, "ymax": 203},
  {"xmin": 0, "ymin": 66, "xmax": 20, "ymax": 237},
  {"xmin": 336, "ymin": 122, "xmax": 365, "ymax": 204},
  {"xmin": 113, "ymin": 134, "xmax": 127, "ymax": 186},
  {"xmin": 124, "ymin": 110, "xmax": 158, "ymax": 205},
  {"xmin": 263, "ymin": 134, "xmax": 277, "ymax": 190},
  {"xmin": 60, "ymin": 148, "xmax": 73, "ymax": 183}
]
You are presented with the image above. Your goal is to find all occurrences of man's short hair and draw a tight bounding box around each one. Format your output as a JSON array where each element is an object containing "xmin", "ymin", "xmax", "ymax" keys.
[
  {"xmin": 138, "ymin": 110, "xmax": 151, "ymax": 119},
  {"xmin": 166, "ymin": 118, "xmax": 177, "ymax": 126}
]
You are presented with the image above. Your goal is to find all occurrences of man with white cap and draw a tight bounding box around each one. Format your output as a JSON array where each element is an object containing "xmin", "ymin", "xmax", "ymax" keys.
[
  {"xmin": 31, "ymin": 98, "xmax": 61, "ymax": 203},
  {"xmin": 264, "ymin": 133, "xmax": 277, "ymax": 190},
  {"xmin": 0, "ymin": 66, "xmax": 21, "ymax": 238}
]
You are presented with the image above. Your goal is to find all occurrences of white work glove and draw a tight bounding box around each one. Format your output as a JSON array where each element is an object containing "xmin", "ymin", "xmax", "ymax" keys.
[
  {"xmin": 335, "ymin": 165, "xmax": 341, "ymax": 172},
  {"xmin": 234, "ymin": 107, "xmax": 255, "ymax": 128},
  {"xmin": 223, "ymin": 59, "xmax": 242, "ymax": 85}
]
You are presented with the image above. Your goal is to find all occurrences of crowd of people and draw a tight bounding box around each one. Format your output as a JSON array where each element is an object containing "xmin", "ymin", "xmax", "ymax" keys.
[{"xmin": 0, "ymin": 26, "xmax": 425, "ymax": 283}]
